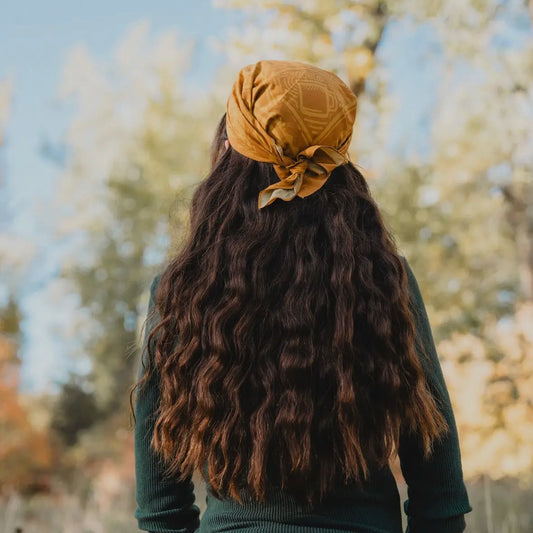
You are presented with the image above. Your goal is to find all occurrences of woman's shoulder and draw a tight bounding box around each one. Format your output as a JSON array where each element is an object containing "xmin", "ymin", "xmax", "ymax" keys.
[{"xmin": 399, "ymin": 256, "xmax": 423, "ymax": 301}]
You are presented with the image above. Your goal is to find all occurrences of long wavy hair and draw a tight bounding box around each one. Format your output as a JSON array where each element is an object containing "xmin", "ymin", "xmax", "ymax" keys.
[{"xmin": 132, "ymin": 114, "xmax": 447, "ymax": 508}]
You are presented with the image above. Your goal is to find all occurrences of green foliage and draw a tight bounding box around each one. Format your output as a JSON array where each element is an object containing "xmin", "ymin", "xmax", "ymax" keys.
[
  {"xmin": 373, "ymin": 164, "xmax": 518, "ymax": 341},
  {"xmin": 50, "ymin": 376, "xmax": 100, "ymax": 447}
]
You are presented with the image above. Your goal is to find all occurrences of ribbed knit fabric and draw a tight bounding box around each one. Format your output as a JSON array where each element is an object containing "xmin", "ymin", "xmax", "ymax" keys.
[{"xmin": 134, "ymin": 259, "xmax": 472, "ymax": 533}]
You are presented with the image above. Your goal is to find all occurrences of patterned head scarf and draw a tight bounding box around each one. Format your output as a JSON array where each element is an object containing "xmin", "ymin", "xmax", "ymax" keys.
[{"xmin": 226, "ymin": 60, "xmax": 357, "ymax": 209}]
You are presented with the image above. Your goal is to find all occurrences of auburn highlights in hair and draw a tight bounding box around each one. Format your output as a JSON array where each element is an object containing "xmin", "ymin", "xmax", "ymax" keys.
[{"xmin": 132, "ymin": 115, "xmax": 447, "ymax": 509}]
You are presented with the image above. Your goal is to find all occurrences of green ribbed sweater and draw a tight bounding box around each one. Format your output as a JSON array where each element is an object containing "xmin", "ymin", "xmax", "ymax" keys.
[{"xmin": 134, "ymin": 260, "xmax": 471, "ymax": 533}]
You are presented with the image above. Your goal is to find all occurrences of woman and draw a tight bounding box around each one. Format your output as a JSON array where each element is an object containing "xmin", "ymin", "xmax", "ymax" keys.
[{"xmin": 132, "ymin": 60, "xmax": 471, "ymax": 533}]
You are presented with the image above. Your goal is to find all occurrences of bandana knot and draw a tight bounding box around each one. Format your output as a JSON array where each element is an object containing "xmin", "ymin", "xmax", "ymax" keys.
[{"xmin": 260, "ymin": 145, "xmax": 349, "ymax": 208}]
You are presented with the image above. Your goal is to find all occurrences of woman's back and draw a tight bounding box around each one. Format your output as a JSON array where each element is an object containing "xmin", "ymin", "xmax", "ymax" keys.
[
  {"xmin": 135, "ymin": 259, "xmax": 470, "ymax": 533},
  {"xmin": 132, "ymin": 60, "xmax": 471, "ymax": 533}
]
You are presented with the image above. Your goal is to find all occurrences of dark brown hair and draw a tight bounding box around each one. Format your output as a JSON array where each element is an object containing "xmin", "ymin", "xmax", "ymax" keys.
[{"xmin": 131, "ymin": 114, "xmax": 447, "ymax": 508}]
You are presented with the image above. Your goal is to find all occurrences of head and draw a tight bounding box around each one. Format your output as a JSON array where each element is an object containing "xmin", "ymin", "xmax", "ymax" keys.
[
  {"xmin": 226, "ymin": 60, "xmax": 357, "ymax": 209},
  {"xmin": 132, "ymin": 61, "xmax": 447, "ymax": 508}
]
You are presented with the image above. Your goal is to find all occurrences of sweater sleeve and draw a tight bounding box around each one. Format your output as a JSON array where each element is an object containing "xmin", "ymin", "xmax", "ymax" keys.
[
  {"xmin": 134, "ymin": 275, "xmax": 201, "ymax": 533},
  {"xmin": 398, "ymin": 260, "xmax": 472, "ymax": 533}
]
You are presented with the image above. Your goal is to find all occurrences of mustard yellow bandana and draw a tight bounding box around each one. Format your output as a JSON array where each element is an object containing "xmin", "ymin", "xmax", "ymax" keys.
[{"xmin": 226, "ymin": 60, "xmax": 357, "ymax": 209}]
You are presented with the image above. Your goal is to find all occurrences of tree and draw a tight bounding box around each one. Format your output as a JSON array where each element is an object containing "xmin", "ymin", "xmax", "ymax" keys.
[
  {"xmin": 53, "ymin": 23, "xmax": 223, "ymax": 415},
  {"xmin": 1, "ymin": 97, "xmax": 52, "ymax": 488},
  {"xmin": 50, "ymin": 375, "xmax": 100, "ymax": 447},
  {"xmin": 0, "ymin": 298, "xmax": 53, "ymax": 493}
]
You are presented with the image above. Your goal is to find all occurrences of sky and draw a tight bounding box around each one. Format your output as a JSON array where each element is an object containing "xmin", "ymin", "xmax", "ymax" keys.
[{"xmin": 0, "ymin": 0, "xmax": 237, "ymax": 391}]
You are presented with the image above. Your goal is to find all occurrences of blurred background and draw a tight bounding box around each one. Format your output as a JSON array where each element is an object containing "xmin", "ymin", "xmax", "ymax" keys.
[{"xmin": 1, "ymin": 1, "xmax": 532, "ymax": 532}]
